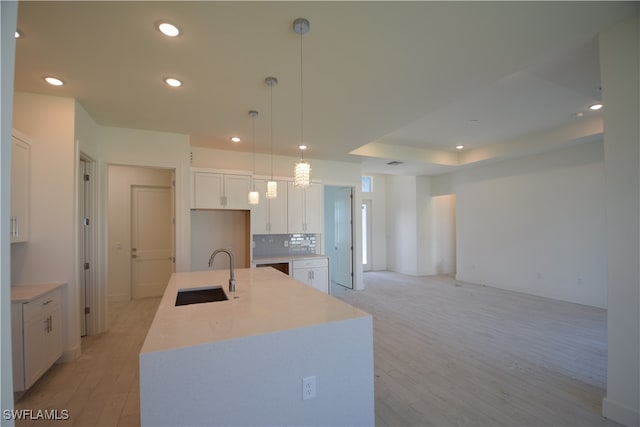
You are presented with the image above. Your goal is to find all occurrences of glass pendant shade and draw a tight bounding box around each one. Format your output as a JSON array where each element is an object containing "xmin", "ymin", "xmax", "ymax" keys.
[
  {"xmin": 266, "ymin": 180, "xmax": 278, "ymax": 199},
  {"xmin": 248, "ymin": 190, "xmax": 260, "ymax": 205},
  {"xmin": 294, "ymin": 160, "xmax": 311, "ymax": 188}
]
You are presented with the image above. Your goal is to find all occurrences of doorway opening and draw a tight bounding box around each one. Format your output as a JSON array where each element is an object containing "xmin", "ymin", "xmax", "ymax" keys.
[
  {"xmin": 362, "ymin": 199, "xmax": 372, "ymax": 272},
  {"xmin": 324, "ymin": 186, "xmax": 354, "ymax": 289},
  {"xmin": 107, "ymin": 165, "xmax": 175, "ymax": 301}
]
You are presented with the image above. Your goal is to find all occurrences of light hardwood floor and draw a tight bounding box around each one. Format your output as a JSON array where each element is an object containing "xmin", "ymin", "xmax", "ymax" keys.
[
  {"xmin": 333, "ymin": 272, "xmax": 617, "ymax": 427},
  {"xmin": 15, "ymin": 272, "xmax": 616, "ymax": 427},
  {"xmin": 14, "ymin": 297, "xmax": 160, "ymax": 427}
]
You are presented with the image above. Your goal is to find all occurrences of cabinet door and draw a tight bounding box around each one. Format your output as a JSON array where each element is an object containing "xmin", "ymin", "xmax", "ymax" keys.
[
  {"xmin": 287, "ymin": 182, "xmax": 323, "ymax": 234},
  {"xmin": 304, "ymin": 183, "xmax": 324, "ymax": 234},
  {"xmin": 11, "ymin": 135, "xmax": 30, "ymax": 243},
  {"xmin": 268, "ymin": 181, "xmax": 288, "ymax": 234},
  {"xmin": 23, "ymin": 314, "xmax": 46, "ymax": 389},
  {"xmin": 12, "ymin": 304, "xmax": 24, "ymax": 391},
  {"xmin": 193, "ymin": 172, "xmax": 224, "ymax": 209},
  {"xmin": 43, "ymin": 305, "xmax": 63, "ymax": 369},
  {"xmin": 292, "ymin": 267, "xmax": 311, "ymax": 286},
  {"xmin": 251, "ymin": 180, "xmax": 269, "ymax": 234},
  {"xmin": 287, "ymin": 182, "xmax": 305, "ymax": 233},
  {"xmin": 223, "ymin": 175, "xmax": 251, "ymax": 210},
  {"xmin": 310, "ymin": 267, "xmax": 329, "ymax": 294}
]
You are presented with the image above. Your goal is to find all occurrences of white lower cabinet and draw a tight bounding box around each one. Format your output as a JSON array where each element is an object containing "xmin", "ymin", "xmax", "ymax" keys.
[
  {"xmin": 12, "ymin": 288, "xmax": 63, "ymax": 391},
  {"xmin": 292, "ymin": 258, "xmax": 329, "ymax": 294}
]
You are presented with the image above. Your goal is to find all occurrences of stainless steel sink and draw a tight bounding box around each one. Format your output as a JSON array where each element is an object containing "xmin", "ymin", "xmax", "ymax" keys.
[{"xmin": 175, "ymin": 287, "xmax": 228, "ymax": 306}]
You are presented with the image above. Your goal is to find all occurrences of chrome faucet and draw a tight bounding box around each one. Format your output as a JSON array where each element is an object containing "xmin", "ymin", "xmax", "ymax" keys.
[{"xmin": 208, "ymin": 248, "xmax": 236, "ymax": 292}]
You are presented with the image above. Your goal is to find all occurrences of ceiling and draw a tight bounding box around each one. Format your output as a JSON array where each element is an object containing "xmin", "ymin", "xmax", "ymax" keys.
[{"xmin": 13, "ymin": 1, "xmax": 638, "ymax": 175}]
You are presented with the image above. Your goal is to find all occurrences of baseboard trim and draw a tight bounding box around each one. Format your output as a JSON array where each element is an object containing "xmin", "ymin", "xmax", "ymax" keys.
[
  {"xmin": 59, "ymin": 344, "xmax": 81, "ymax": 363},
  {"xmin": 109, "ymin": 293, "xmax": 130, "ymax": 302},
  {"xmin": 603, "ymin": 397, "xmax": 640, "ymax": 427}
]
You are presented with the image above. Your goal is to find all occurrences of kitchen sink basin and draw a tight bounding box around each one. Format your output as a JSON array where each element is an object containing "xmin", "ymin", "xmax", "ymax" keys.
[{"xmin": 175, "ymin": 287, "xmax": 228, "ymax": 306}]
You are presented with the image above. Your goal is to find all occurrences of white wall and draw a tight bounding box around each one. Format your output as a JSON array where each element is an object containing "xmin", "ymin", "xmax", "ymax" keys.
[
  {"xmin": 600, "ymin": 14, "xmax": 640, "ymax": 427},
  {"xmin": 432, "ymin": 194, "xmax": 456, "ymax": 274},
  {"xmin": 190, "ymin": 210, "xmax": 250, "ymax": 271},
  {"xmin": 12, "ymin": 92, "xmax": 81, "ymax": 361},
  {"xmin": 363, "ymin": 174, "xmax": 387, "ymax": 271},
  {"xmin": 386, "ymin": 175, "xmax": 419, "ymax": 275},
  {"xmin": 107, "ymin": 165, "xmax": 173, "ymax": 301},
  {"xmin": 1, "ymin": 2, "xmax": 18, "ymax": 420},
  {"xmin": 454, "ymin": 140, "xmax": 607, "ymax": 308},
  {"xmin": 95, "ymin": 126, "xmax": 190, "ymax": 274},
  {"xmin": 385, "ymin": 174, "xmax": 456, "ymax": 276}
]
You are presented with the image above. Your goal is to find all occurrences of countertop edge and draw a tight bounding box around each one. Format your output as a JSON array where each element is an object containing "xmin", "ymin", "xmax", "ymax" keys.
[{"xmin": 11, "ymin": 282, "xmax": 66, "ymax": 303}]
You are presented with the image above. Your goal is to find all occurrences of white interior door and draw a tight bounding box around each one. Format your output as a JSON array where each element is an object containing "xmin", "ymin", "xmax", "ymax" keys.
[
  {"xmin": 131, "ymin": 186, "xmax": 174, "ymax": 299},
  {"xmin": 334, "ymin": 187, "xmax": 353, "ymax": 288}
]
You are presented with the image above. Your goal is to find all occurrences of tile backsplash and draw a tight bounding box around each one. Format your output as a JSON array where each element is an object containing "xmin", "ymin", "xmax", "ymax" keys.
[{"xmin": 253, "ymin": 234, "xmax": 319, "ymax": 257}]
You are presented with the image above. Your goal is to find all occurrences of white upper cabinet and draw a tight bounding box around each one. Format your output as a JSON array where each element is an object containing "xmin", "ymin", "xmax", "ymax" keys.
[
  {"xmin": 223, "ymin": 174, "xmax": 252, "ymax": 210},
  {"xmin": 251, "ymin": 179, "xmax": 288, "ymax": 235},
  {"xmin": 192, "ymin": 170, "xmax": 251, "ymax": 210},
  {"xmin": 287, "ymin": 182, "xmax": 323, "ymax": 234},
  {"xmin": 11, "ymin": 132, "xmax": 30, "ymax": 243}
]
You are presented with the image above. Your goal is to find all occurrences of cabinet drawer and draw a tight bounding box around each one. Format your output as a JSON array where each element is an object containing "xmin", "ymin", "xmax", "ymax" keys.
[
  {"xmin": 292, "ymin": 258, "xmax": 328, "ymax": 269},
  {"xmin": 23, "ymin": 289, "xmax": 62, "ymax": 322}
]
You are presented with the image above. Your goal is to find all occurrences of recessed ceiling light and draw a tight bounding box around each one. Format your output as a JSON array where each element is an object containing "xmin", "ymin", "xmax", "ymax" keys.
[
  {"xmin": 44, "ymin": 76, "xmax": 64, "ymax": 86},
  {"xmin": 15, "ymin": 30, "xmax": 21, "ymax": 39},
  {"xmin": 456, "ymin": 145, "xmax": 465, "ymax": 150},
  {"xmin": 589, "ymin": 103, "xmax": 603, "ymax": 111},
  {"xmin": 157, "ymin": 22, "xmax": 181, "ymax": 37},
  {"xmin": 298, "ymin": 144, "xmax": 308, "ymax": 150},
  {"xmin": 231, "ymin": 137, "xmax": 241, "ymax": 143},
  {"xmin": 163, "ymin": 77, "xmax": 182, "ymax": 87}
]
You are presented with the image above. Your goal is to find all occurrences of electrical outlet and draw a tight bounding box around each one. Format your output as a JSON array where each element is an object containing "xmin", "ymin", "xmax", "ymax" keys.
[{"xmin": 302, "ymin": 376, "xmax": 316, "ymax": 400}]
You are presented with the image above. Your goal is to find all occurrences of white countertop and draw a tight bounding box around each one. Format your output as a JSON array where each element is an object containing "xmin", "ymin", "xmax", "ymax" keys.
[
  {"xmin": 11, "ymin": 282, "xmax": 66, "ymax": 303},
  {"xmin": 141, "ymin": 267, "xmax": 369, "ymax": 355}
]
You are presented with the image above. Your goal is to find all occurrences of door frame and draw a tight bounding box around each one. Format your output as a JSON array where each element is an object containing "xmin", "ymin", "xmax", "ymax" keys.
[{"xmin": 78, "ymin": 153, "xmax": 97, "ymax": 336}]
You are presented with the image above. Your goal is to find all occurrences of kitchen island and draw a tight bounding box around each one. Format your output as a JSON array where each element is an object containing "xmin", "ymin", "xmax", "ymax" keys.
[{"xmin": 139, "ymin": 267, "xmax": 374, "ymax": 426}]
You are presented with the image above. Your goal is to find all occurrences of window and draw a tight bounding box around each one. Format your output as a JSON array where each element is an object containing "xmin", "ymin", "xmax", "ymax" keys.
[{"xmin": 361, "ymin": 176, "xmax": 373, "ymax": 193}]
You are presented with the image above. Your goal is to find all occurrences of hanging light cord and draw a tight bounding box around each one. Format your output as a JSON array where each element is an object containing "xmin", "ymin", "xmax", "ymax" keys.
[
  {"xmin": 299, "ymin": 28, "xmax": 304, "ymax": 148},
  {"xmin": 251, "ymin": 112, "xmax": 257, "ymax": 190},
  {"xmin": 270, "ymin": 83, "xmax": 274, "ymax": 180}
]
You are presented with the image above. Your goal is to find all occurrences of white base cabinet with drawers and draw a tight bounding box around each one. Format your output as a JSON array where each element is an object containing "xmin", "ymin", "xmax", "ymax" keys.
[
  {"xmin": 292, "ymin": 258, "xmax": 329, "ymax": 294},
  {"xmin": 12, "ymin": 286, "xmax": 64, "ymax": 392}
]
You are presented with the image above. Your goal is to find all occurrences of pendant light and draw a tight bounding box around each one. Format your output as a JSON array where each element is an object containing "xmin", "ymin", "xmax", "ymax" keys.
[
  {"xmin": 294, "ymin": 145, "xmax": 311, "ymax": 188},
  {"xmin": 248, "ymin": 110, "xmax": 260, "ymax": 205},
  {"xmin": 293, "ymin": 18, "xmax": 311, "ymax": 188},
  {"xmin": 265, "ymin": 76, "xmax": 278, "ymax": 199}
]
